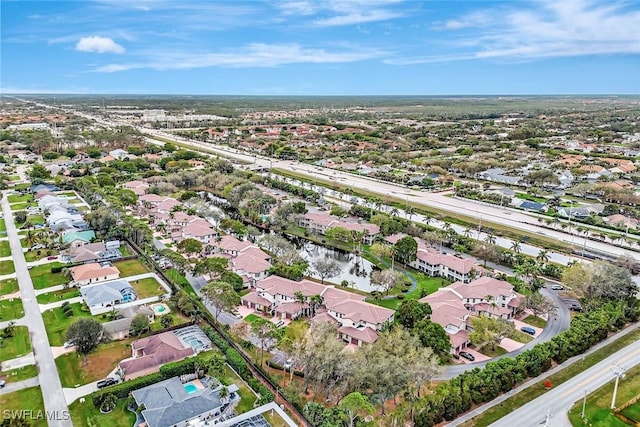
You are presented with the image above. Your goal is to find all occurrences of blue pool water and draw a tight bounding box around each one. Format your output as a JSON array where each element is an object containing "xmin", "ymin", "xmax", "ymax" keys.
[{"xmin": 184, "ymin": 383, "xmax": 198, "ymax": 394}]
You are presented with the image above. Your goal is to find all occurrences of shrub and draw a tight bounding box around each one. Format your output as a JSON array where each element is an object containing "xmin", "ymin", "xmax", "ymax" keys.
[{"xmin": 51, "ymin": 266, "xmax": 63, "ymax": 274}]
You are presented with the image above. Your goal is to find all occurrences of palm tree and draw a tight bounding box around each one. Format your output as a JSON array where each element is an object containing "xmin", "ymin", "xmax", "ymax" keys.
[
  {"xmin": 405, "ymin": 205, "xmax": 416, "ymax": 221},
  {"xmin": 536, "ymin": 250, "xmax": 549, "ymax": 265},
  {"xmin": 484, "ymin": 233, "xmax": 496, "ymax": 245},
  {"xmin": 390, "ymin": 207, "xmax": 400, "ymax": 217},
  {"xmin": 463, "ymin": 228, "xmax": 472, "ymax": 238},
  {"xmin": 423, "ymin": 213, "xmax": 432, "ymax": 226},
  {"xmin": 510, "ymin": 241, "xmax": 521, "ymax": 254}
]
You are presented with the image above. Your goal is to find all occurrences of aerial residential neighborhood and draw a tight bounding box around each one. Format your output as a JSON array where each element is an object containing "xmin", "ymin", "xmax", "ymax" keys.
[{"xmin": 2, "ymin": 1, "xmax": 640, "ymax": 427}]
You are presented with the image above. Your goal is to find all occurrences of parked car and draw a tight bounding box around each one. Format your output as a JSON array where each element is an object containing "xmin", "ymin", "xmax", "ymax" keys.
[
  {"xmin": 551, "ymin": 284, "xmax": 564, "ymax": 290},
  {"xmin": 63, "ymin": 341, "xmax": 75, "ymax": 348},
  {"xmin": 283, "ymin": 358, "xmax": 293, "ymax": 369},
  {"xmin": 520, "ymin": 326, "xmax": 536, "ymax": 335},
  {"xmin": 459, "ymin": 351, "xmax": 475, "ymax": 361},
  {"xmin": 0, "ymin": 380, "xmax": 5, "ymax": 388},
  {"xmin": 96, "ymin": 377, "xmax": 117, "ymax": 389},
  {"xmin": 47, "ymin": 255, "xmax": 58, "ymax": 260}
]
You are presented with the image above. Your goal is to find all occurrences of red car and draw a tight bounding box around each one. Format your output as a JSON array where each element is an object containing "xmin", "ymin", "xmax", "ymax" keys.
[{"xmin": 47, "ymin": 256, "xmax": 58, "ymax": 260}]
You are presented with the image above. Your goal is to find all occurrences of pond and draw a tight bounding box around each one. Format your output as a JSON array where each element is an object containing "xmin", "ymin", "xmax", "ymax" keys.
[{"xmin": 294, "ymin": 239, "xmax": 377, "ymax": 293}]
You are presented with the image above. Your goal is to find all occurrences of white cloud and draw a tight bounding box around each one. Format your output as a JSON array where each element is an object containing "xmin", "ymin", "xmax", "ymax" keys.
[
  {"xmin": 76, "ymin": 36, "xmax": 125, "ymax": 54},
  {"xmin": 93, "ymin": 43, "xmax": 385, "ymax": 72},
  {"xmin": 313, "ymin": 10, "xmax": 403, "ymax": 27},
  {"xmin": 395, "ymin": 0, "xmax": 640, "ymax": 64}
]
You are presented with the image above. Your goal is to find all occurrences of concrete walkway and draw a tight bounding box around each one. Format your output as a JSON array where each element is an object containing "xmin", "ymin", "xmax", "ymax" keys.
[
  {"xmin": 0, "ymin": 316, "xmax": 26, "ymax": 329},
  {"xmin": 0, "ymin": 377, "xmax": 39, "ymax": 396},
  {"xmin": 1, "ymin": 191, "xmax": 72, "ymax": 427},
  {"xmin": 0, "ymin": 290, "xmax": 21, "ymax": 301}
]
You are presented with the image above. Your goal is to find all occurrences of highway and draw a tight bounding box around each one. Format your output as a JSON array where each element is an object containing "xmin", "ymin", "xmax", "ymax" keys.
[
  {"xmin": 489, "ymin": 330, "xmax": 640, "ymax": 427},
  {"xmin": 18, "ymin": 99, "xmax": 640, "ymax": 263},
  {"xmin": 137, "ymin": 128, "xmax": 640, "ymax": 263}
]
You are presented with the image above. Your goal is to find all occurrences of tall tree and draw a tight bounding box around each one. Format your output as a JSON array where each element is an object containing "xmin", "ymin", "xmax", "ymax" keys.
[
  {"xmin": 524, "ymin": 292, "xmax": 557, "ymax": 319},
  {"xmin": 340, "ymin": 392, "xmax": 374, "ymax": 427},
  {"xmin": 312, "ymin": 258, "xmax": 342, "ymax": 284},
  {"xmin": 394, "ymin": 236, "xmax": 418, "ymax": 266},
  {"xmin": 469, "ymin": 316, "xmax": 514, "ymax": 351},
  {"xmin": 395, "ymin": 300, "xmax": 432, "ymax": 330},
  {"xmin": 370, "ymin": 269, "xmax": 404, "ymax": 295},
  {"xmin": 193, "ymin": 257, "xmax": 228, "ymax": 280},
  {"xmin": 251, "ymin": 318, "xmax": 282, "ymax": 367},
  {"xmin": 177, "ymin": 238, "xmax": 203, "ymax": 258},
  {"xmin": 66, "ymin": 318, "xmax": 106, "ymax": 365},
  {"xmin": 201, "ymin": 281, "xmax": 240, "ymax": 323}
]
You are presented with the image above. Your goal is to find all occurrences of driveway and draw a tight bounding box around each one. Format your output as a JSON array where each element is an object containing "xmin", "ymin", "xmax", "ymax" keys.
[
  {"xmin": 460, "ymin": 349, "xmax": 490, "ymax": 364},
  {"xmin": 499, "ymin": 337, "xmax": 524, "ymax": 352},
  {"xmin": 0, "ymin": 377, "xmax": 39, "ymax": 396},
  {"xmin": 513, "ymin": 318, "xmax": 543, "ymax": 337}
]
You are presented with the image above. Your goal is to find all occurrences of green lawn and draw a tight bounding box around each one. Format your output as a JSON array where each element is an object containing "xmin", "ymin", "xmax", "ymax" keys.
[
  {"xmin": 69, "ymin": 395, "xmax": 137, "ymax": 427},
  {"xmin": 20, "ymin": 237, "xmax": 31, "ymax": 248},
  {"xmin": 0, "ymin": 260, "xmax": 16, "ymax": 275},
  {"xmin": 283, "ymin": 320, "xmax": 309, "ymax": 343},
  {"xmin": 12, "ymin": 183, "xmax": 30, "ymax": 190},
  {"xmin": 509, "ymin": 329, "xmax": 535, "ymax": 344},
  {"xmin": 462, "ymin": 328, "xmax": 640, "ymax": 427},
  {"xmin": 0, "ymin": 240, "xmax": 11, "ymax": 257},
  {"xmin": 119, "ymin": 245, "xmax": 133, "ymax": 257},
  {"xmin": 0, "ymin": 278, "xmax": 19, "ymax": 296},
  {"xmin": 131, "ymin": 277, "xmax": 165, "ymax": 299},
  {"xmin": 568, "ymin": 364, "xmax": 640, "ymax": 426},
  {"xmin": 244, "ymin": 313, "xmax": 262, "ymax": 323},
  {"xmin": 58, "ymin": 191, "xmax": 76, "ymax": 197},
  {"xmin": 165, "ymin": 268, "xmax": 195, "ymax": 295},
  {"xmin": 7, "ymin": 175, "xmax": 21, "ymax": 181},
  {"xmin": 0, "ymin": 387, "xmax": 46, "ymax": 427},
  {"xmin": 113, "ymin": 259, "xmax": 149, "ymax": 277},
  {"xmin": 0, "ymin": 219, "xmax": 5, "ymax": 232},
  {"xmin": 7, "ymin": 194, "xmax": 34, "ymax": 203},
  {"xmin": 29, "ymin": 262, "xmax": 68, "ymax": 289},
  {"xmin": 10, "ymin": 202, "xmax": 31, "ymax": 211},
  {"xmin": 406, "ymin": 274, "xmax": 449, "ymax": 299},
  {"xmin": 479, "ymin": 344, "xmax": 508, "ymax": 358},
  {"xmin": 223, "ymin": 365, "xmax": 257, "ymax": 413},
  {"xmin": 0, "ymin": 326, "xmax": 32, "ymax": 361},
  {"xmin": 0, "ymin": 298, "xmax": 25, "ymax": 321},
  {"xmin": 0, "ymin": 364, "xmax": 38, "ymax": 383},
  {"xmin": 524, "ymin": 315, "xmax": 547, "ymax": 329},
  {"xmin": 36, "ymin": 288, "xmax": 80, "ymax": 305},
  {"xmin": 42, "ymin": 302, "xmax": 95, "ymax": 346},
  {"xmin": 27, "ymin": 214, "xmax": 45, "ymax": 224},
  {"xmin": 621, "ymin": 402, "xmax": 640, "ymax": 423},
  {"xmin": 24, "ymin": 248, "xmax": 59, "ymax": 262}
]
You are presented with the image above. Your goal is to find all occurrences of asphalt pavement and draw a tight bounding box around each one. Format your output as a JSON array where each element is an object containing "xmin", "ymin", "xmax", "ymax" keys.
[
  {"xmin": 489, "ymin": 326, "xmax": 640, "ymax": 427},
  {"xmin": 1, "ymin": 192, "xmax": 72, "ymax": 427}
]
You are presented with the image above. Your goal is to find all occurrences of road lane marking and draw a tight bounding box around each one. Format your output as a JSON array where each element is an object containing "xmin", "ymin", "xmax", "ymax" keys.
[{"xmin": 561, "ymin": 347, "xmax": 640, "ymax": 397}]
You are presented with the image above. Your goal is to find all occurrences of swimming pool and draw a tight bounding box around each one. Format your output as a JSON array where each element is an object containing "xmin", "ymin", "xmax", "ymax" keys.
[
  {"xmin": 184, "ymin": 383, "xmax": 198, "ymax": 394},
  {"xmin": 154, "ymin": 304, "xmax": 166, "ymax": 313}
]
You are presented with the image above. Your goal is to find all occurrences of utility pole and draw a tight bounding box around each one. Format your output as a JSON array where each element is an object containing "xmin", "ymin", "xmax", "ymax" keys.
[
  {"xmin": 611, "ymin": 363, "xmax": 627, "ymax": 409},
  {"xmin": 581, "ymin": 389, "xmax": 587, "ymax": 418}
]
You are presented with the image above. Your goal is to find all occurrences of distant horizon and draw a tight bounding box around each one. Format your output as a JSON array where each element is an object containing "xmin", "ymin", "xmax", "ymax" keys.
[
  {"xmin": 2, "ymin": 1, "xmax": 639, "ymax": 95},
  {"xmin": 4, "ymin": 93, "xmax": 639, "ymax": 98}
]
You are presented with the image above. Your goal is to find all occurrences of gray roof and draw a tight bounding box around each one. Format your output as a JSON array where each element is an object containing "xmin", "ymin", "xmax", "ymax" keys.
[
  {"xmin": 103, "ymin": 317, "xmax": 133, "ymax": 334},
  {"xmin": 80, "ymin": 280, "xmax": 136, "ymax": 306},
  {"xmin": 132, "ymin": 377, "xmax": 238, "ymax": 427}
]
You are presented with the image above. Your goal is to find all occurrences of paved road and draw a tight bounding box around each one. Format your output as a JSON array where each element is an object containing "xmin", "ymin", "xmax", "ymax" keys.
[
  {"xmin": 1, "ymin": 192, "xmax": 72, "ymax": 427},
  {"xmin": 489, "ymin": 329, "xmax": 640, "ymax": 427},
  {"xmin": 133, "ymin": 129, "xmax": 640, "ymax": 262}
]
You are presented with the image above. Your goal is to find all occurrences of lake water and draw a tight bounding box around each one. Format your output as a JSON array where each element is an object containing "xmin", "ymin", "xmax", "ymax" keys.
[{"xmin": 295, "ymin": 239, "xmax": 377, "ymax": 292}]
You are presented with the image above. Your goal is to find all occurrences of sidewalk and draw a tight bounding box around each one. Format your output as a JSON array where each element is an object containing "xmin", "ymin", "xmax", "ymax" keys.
[{"xmin": 1, "ymin": 353, "xmax": 35, "ymax": 371}]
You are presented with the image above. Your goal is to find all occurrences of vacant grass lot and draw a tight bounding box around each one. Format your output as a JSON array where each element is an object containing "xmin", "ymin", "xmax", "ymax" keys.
[
  {"xmin": 568, "ymin": 364, "xmax": 640, "ymax": 426},
  {"xmin": 0, "ymin": 260, "xmax": 15, "ymax": 275},
  {"xmin": 29, "ymin": 262, "xmax": 68, "ymax": 289},
  {"xmin": 114, "ymin": 259, "xmax": 149, "ymax": 277},
  {"xmin": 131, "ymin": 277, "xmax": 165, "ymax": 299},
  {"xmin": 0, "ymin": 298, "xmax": 24, "ymax": 321},
  {"xmin": 56, "ymin": 339, "xmax": 134, "ymax": 387},
  {"xmin": 0, "ymin": 278, "xmax": 19, "ymax": 295},
  {"xmin": 7, "ymin": 194, "xmax": 34, "ymax": 203},
  {"xmin": 27, "ymin": 214, "xmax": 45, "ymax": 224},
  {"xmin": 42, "ymin": 302, "xmax": 95, "ymax": 346},
  {"xmin": 462, "ymin": 328, "xmax": 640, "ymax": 427},
  {"xmin": 36, "ymin": 288, "xmax": 80, "ymax": 305},
  {"xmin": 0, "ymin": 219, "xmax": 5, "ymax": 232},
  {"xmin": 10, "ymin": 202, "xmax": 32, "ymax": 211},
  {"xmin": 24, "ymin": 248, "xmax": 59, "ymax": 262},
  {"xmin": 0, "ymin": 364, "xmax": 38, "ymax": 383},
  {"xmin": 0, "ymin": 387, "xmax": 46, "ymax": 427},
  {"xmin": 0, "ymin": 240, "xmax": 11, "ymax": 257},
  {"xmin": 0, "ymin": 326, "xmax": 32, "ymax": 361}
]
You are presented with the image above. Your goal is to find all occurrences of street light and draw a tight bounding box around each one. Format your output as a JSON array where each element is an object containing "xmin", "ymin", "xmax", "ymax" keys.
[{"xmin": 610, "ymin": 363, "xmax": 627, "ymax": 409}]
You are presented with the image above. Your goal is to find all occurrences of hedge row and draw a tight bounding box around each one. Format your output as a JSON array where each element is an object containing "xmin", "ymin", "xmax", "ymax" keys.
[
  {"xmin": 414, "ymin": 303, "xmax": 638, "ymax": 426},
  {"xmin": 203, "ymin": 326, "xmax": 274, "ymax": 404},
  {"xmin": 91, "ymin": 353, "xmax": 215, "ymax": 405}
]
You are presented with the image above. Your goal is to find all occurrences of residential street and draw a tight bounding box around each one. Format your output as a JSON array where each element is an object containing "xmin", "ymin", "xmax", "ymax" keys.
[{"xmin": 1, "ymin": 192, "xmax": 72, "ymax": 427}]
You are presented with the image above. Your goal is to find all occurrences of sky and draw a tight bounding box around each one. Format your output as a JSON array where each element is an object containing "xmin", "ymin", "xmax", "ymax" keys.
[{"xmin": 1, "ymin": 0, "xmax": 639, "ymax": 95}]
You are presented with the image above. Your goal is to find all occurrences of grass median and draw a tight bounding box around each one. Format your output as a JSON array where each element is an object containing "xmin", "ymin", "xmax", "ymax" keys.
[{"xmin": 461, "ymin": 327, "xmax": 640, "ymax": 427}]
